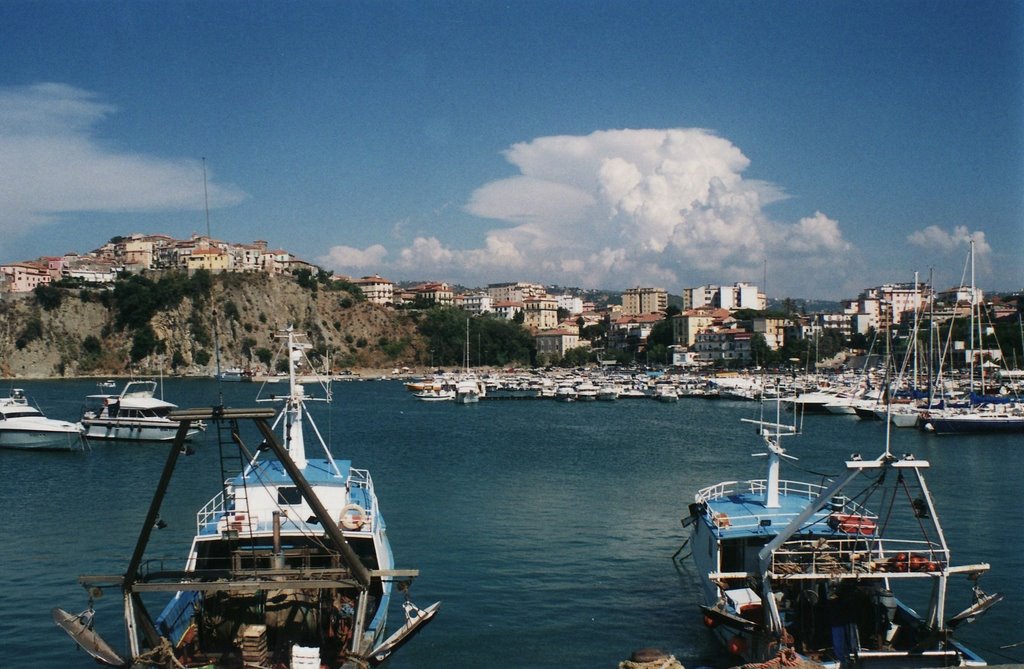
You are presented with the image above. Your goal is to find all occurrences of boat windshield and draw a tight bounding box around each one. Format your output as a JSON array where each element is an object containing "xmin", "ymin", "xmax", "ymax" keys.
[{"xmin": 0, "ymin": 409, "xmax": 42, "ymax": 419}]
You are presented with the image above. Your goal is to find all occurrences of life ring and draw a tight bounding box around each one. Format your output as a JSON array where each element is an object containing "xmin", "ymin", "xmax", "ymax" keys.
[
  {"xmin": 712, "ymin": 512, "xmax": 731, "ymax": 528},
  {"xmin": 339, "ymin": 503, "xmax": 366, "ymax": 530}
]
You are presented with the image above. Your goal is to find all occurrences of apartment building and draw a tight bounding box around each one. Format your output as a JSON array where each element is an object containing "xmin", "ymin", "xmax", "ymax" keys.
[
  {"xmin": 621, "ymin": 286, "xmax": 667, "ymax": 316},
  {"xmin": 682, "ymin": 282, "xmax": 765, "ymax": 311}
]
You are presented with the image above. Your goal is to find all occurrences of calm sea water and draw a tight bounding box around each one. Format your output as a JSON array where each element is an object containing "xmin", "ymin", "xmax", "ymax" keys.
[{"xmin": 1, "ymin": 378, "xmax": 1021, "ymax": 668}]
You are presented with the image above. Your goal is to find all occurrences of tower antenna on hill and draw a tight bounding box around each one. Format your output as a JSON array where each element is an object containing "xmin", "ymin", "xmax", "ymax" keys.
[
  {"xmin": 202, "ymin": 157, "xmax": 212, "ymax": 239},
  {"xmin": 203, "ymin": 157, "xmax": 224, "ymax": 391}
]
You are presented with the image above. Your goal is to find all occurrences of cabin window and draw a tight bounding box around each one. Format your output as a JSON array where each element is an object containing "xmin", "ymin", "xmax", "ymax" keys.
[{"xmin": 277, "ymin": 486, "xmax": 302, "ymax": 505}]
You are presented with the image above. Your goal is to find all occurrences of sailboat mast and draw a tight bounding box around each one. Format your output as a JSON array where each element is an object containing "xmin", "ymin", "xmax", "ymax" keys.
[{"xmin": 969, "ymin": 240, "xmax": 975, "ymax": 389}]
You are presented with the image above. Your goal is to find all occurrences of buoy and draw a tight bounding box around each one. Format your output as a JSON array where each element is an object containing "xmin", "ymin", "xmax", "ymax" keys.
[{"xmin": 727, "ymin": 634, "xmax": 747, "ymax": 657}]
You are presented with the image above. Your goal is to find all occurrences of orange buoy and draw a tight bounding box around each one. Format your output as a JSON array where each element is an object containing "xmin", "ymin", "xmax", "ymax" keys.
[{"xmin": 727, "ymin": 634, "xmax": 747, "ymax": 657}]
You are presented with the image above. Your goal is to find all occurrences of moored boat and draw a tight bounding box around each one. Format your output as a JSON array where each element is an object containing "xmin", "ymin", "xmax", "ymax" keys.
[
  {"xmin": 0, "ymin": 388, "xmax": 85, "ymax": 451},
  {"xmin": 920, "ymin": 403, "xmax": 1024, "ymax": 435},
  {"xmin": 454, "ymin": 376, "xmax": 485, "ymax": 404},
  {"xmin": 81, "ymin": 380, "xmax": 204, "ymax": 441},
  {"xmin": 55, "ymin": 327, "xmax": 439, "ymax": 668},
  {"xmin": 679, "ymin": 400, "xmax": 1000, "ymax": 667}
]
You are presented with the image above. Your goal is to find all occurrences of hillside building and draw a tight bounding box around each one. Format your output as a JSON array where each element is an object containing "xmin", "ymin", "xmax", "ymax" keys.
[
  {"xmin": 523, "ymin": 295, "xmax": 559, "ymax": 330},
  {"xmin": 621, "ymin": 286, "xmax": 667, "ymax": 316},
  {"xmin": 683, "ymin": 282, "xmax": 765, "ymax": 311},
  {"xmin": 352, "ymin": 275, "xmax": 395, "ymax": 306}
]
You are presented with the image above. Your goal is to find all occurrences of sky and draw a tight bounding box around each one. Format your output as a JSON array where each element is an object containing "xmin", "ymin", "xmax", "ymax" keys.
[{"xmin": 1, "ymin": 1, "xmax": 1021, "ymax": 300}]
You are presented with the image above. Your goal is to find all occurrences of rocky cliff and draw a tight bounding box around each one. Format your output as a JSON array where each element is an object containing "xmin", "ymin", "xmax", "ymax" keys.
[{"xmin": 0, "ymin": 273, "xmax": 425, "ymax": 378}]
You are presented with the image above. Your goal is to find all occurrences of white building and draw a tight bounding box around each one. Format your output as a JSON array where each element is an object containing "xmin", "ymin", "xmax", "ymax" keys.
[
  {"xmin": 682, "ymin": 282, "xmax": 765, "ymax": 311},
  {"xmin": 556, "ymin": 294, "xmax": 584, "ymax": 315},
  {"xmin": 352, "ymin": 275, "xmax": 395, "ymax": 306},
  {"xmin": 843, "ymin": 282, "xmax": 931, "ymax": 332},
  {"xmin": 458, "ymin": 292, "xmax": 494, "ymax": 314},
  {"xmin": 493, "ymin": 300, "xmax": 523, "ymax": 321},
  {"xmin": 487, "ymin": 281, "xmax": 546, "ymax": 304}
]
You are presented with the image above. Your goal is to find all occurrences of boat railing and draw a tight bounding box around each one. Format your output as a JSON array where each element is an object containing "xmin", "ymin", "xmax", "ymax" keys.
[
  {"xmin": 196, "ymin": 490, "xmax": 228, "ymax": 535},
  {"xmin": 696, "ymin": 479, "xmax": 878, "ymax": 533},
  {"xmin": 347, "ymin": 467, "xmax": 378, "ymax": 531},
  {"xmin": 771, "ymin": 536, "xmax": 950, "ymax": 579},
  {"xmin": 196, "ymin": 478, "xmax": 379, "ymax": 537},
  {"xmin": 696, "ymin": 478, "xmax": 830, "ymax": 504}
]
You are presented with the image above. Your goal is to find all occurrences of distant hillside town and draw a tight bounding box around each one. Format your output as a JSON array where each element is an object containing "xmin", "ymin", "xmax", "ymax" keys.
[{"xmin": 2, "ymin": 231, "xmax": 1019, "ymax": 368}]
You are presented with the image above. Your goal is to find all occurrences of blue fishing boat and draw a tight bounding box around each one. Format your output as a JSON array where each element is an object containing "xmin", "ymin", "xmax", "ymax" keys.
[
  {"xmin": 56, "ymin": 327, "xmax": 438, "ymax": 668},
  {"xmin": 680, "ymin": 400, "xmax": 1001, "ymax": 667}
]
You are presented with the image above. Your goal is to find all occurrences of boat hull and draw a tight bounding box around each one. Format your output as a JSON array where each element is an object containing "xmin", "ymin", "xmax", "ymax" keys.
[
  {"xmin": 922, "ymin": 414, "xmax": 1024, "ymax": 435},
  {"xmin": 0, "ymin": 427, "xmax": 83, "ymax": 450},
  {"xmin": 83, "ymin": 419, "xmax": 199, "ymax": 441}
]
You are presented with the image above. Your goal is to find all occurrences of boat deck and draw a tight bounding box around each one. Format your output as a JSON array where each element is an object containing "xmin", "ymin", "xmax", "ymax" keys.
[
  {"xmin": 696, "ymin": 479, "xmax": 859, "ymax": 539},
  {"xmin": 696, "ymin": 480, "xmax": 966, "ymax": 580},
  {"xmin": 195, "ymin": 457, "xmax": 379, "ymax": 538}
]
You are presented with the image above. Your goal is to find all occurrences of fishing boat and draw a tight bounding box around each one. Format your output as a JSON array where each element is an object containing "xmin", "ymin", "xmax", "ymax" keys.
[
  {"xmin": 55, "ymin": 327, "xmax": 438, "ymax": 668},
  {"xmin": 81, "ymin": 380, "xmax": 204, "ymax": 441},
  {"xmin": 0, "ymin": 388, "xmax": 85, "ymax": 451},
  {"xmin": 678, "ymin": 399, "xmax": 1000, "ymax": 668}
]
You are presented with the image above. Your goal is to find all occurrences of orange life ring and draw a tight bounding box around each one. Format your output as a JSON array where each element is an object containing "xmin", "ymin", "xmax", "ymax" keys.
[{"xmin": 339, "ymin": 503, "xmax": 366, "ymax": 530}]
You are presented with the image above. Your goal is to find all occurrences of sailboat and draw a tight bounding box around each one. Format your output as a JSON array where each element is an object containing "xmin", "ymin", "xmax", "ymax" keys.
[
  {"xmin": 454, "ymin": 318, "xmax": 484, "ymax": 404},
  {"xmin": 55, "ymin": 326, "xmax": 439, "ymax": 668},
  {"xmin": 679, "ymin": 392, "xmax": 1000, "ymax": 667},
  {"xmin": 920, "ymin": 241, "xmax": 1024, "ymax": 435}
]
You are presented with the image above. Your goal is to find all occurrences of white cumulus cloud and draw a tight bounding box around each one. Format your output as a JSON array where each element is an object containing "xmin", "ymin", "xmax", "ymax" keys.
[
  {"xmin": 0, "ymin": 83, "xmax": 246, "ymax": 249},
  {"xmin": 318, "ymin": 244, "xmax": 388, "ymax": 270},
  {"xmin": 319, "ymin": 128, "xmax": 854, "ymax": 294},
  {"xmin": 907, "ymin": 225, "xmax": 991, "ymax": 256}
]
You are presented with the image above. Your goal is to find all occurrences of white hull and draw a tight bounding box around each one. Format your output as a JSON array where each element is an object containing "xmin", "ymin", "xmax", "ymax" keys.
[
  {"xmin": 0, "ymin": 426, "xmax": 83, "ymax": 450},
  {"xmin": 83, "ymin": 419, "xmax": 198, "ymax": 441}
]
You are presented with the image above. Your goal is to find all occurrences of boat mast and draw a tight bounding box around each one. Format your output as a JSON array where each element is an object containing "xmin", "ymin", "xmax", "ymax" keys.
[
  {"xmin": 913, "ymin": 271, "xmax": 919, "ymax": 392},
  {"xmin": 969, "ymin": 240, "xmax": 976, "ymax": 392},
  {"xmin": 284, "ymin": 326, "xmax": 307, "ymax": 469},
  {"xmin": 928, "ymin": 267, "xmax": 935, "ymax": 408}
]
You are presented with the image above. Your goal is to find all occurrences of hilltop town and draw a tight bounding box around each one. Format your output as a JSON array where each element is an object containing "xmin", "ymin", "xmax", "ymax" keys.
[{"xmin": 1, "ymin": 232, "xmax": 1021, "ymax": 378}]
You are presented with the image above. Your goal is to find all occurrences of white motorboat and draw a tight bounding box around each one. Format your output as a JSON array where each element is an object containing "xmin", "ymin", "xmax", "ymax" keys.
[
  {"xmin": 654, "ymin": 384, "xmax": 679, "ymax": 403},
  {"xmin": 555, "ymin": 385, "xmax": 577, "ymax": 402},
  {"xmin": 454, "ymin": 377, "xmax": 484, "ymax": 404},
  {"xmin": 81, "ymin": 380, "xmax": 204, "ymax": 441},
  {"xmin": 0, "ymin": 388, "xmax": 84, "ymax": 451},
  {"xmin": 575, "ymin": 382, "xmax": 600, "ymax": 401}
]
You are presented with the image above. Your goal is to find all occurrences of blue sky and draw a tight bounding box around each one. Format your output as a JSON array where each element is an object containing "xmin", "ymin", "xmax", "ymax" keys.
[{"xmin": 1, "ymin": 1, "xmax": 1020, "ymax": 299}]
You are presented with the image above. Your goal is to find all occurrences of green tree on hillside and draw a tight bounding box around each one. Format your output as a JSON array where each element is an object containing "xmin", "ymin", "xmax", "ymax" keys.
[{"xmin": 416, "ymin": 307, "xmax": 533, "ymax": 367}]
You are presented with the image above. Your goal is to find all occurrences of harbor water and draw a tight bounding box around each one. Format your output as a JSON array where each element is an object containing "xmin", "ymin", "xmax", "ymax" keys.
[{"xmin": 1, "ymin": 378, "xmax": 1021, "ymax": 668}]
